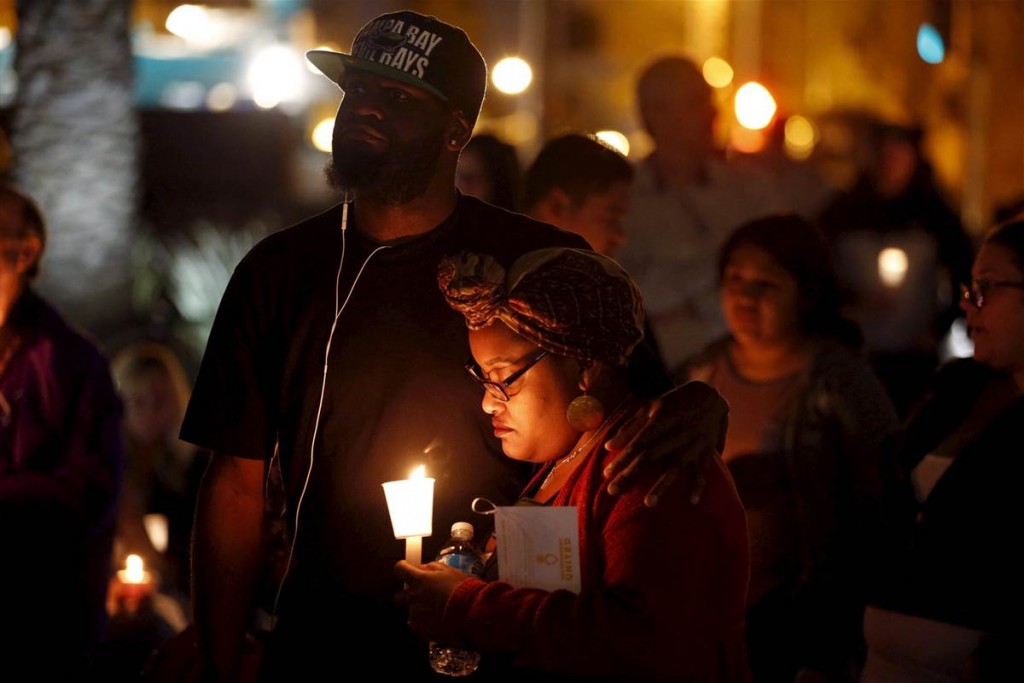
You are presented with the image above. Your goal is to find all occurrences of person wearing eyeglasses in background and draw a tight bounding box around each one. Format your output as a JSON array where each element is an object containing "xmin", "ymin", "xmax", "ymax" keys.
[
  {"xmin": 397, "ymin": 248, "xmax": 750, "ymax": 682},
  {"xmin": 862, "ymin": 218, "xmax": 1024, "ymax": 681}
]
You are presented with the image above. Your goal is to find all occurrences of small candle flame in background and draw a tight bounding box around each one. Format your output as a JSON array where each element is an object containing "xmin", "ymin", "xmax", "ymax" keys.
[
  {"xmin": 109, "ymin": 552, "xmax": 158, "ymax": 616},
  {"xmin": 124, "ymin": 554, "xmax": 146, "ymax": 584}
]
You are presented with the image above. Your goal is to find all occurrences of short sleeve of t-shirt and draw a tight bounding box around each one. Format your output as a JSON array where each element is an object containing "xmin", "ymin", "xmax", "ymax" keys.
[{"xmin": 180, "ymin": 248, "xmax": 276, "ymax": 462}]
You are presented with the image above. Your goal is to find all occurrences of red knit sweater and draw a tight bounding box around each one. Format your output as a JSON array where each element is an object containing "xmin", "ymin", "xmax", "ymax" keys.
[{"xmin": 443, "ymin": 432, "xmax": 751, "ymax": 681}]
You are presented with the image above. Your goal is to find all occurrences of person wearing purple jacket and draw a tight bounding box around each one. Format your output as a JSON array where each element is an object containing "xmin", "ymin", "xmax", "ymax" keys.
[{"xmin": 0, "ymin": 184, "xmax": 124, "ymax": 676}]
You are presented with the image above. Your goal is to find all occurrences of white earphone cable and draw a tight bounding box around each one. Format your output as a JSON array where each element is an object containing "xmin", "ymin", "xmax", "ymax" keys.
[{"xmin": 270, "ymin": 194, "xmax": 390, "ymax": 623}]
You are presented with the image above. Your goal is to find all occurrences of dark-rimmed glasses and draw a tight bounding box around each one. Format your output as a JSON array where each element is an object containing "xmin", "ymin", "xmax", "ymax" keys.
[
  {"xmin": 960, "ymin": 279, "xmax": 1024, "ymax": 309},
  {"xmin": 465, "ymin": 350, "xmax": 549, "ymax": 401}
]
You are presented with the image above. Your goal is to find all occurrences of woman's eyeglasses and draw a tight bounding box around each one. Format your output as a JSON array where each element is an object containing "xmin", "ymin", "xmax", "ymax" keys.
[
  {"xmin": 960, "ymin": 279, "xmax": 1024, "ymax": 309},
  {"xmin": 465, "ymin": 350, "xmax": 549, "ymax": 401}
]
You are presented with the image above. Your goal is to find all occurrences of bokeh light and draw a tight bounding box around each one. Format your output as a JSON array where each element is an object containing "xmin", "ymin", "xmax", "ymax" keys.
[
  {"xmin": 784, "ymin": 115, "xmax": 817, "ymax": 160},
  {"xmin": 160, "ymin": 80, "xmax": 206, "ymax": 109},
  {"xmin": 206, "ymin": 82, "xmax": 237, "ymax": 111},
  {"xmin": 166, "ymin": 4, "xmax": 216, "ymax": 46},
  {"xmin": 734, "ymin": 82, "xmax": 777, "ymax": 130},
  {"xmin": 878, "ymin": 247, "xmax": 909, "ymax": 287},
  {"xmin": 248, "ymin": 44, "xmax": 305, "ymax": 109},
  {"xmin": 491, "ymin": 57, "xmax": 533, "ymax": 95},
  {"xmin": 311, "ymin": 117, "xmax": 334, "ymax": 153},
  {"xmin": 917, "ymin": 23, "xmax": 945, "ymax": 64},
  {"xmin": 595, "ymin": 130, "xmax": 630, "ymax": 157},
  {"xmin": 702, "ymin": 57, "xmax": 734, "ymax": 89}
]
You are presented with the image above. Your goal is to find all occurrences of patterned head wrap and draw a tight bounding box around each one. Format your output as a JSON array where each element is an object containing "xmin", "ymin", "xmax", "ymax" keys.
[{"xmin": 438, "ymin": 248, "xmax": 645, "ymax": 366}]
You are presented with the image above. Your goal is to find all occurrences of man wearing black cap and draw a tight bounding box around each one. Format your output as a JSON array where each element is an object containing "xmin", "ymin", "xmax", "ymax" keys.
[{"xmin": 180, "ymin": 11, "xmax": 726, "ymax": 681}]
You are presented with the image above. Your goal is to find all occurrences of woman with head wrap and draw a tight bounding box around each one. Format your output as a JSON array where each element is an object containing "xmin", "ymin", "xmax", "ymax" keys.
[{"xmin": 396, "ymin": 247, "xmax": 750, "ymax": 681}]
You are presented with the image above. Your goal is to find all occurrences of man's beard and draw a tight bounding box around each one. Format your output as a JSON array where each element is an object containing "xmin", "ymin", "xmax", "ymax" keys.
[{"xmin": 326, "ymin": 131, "xmax": 445, "ymax": 205}]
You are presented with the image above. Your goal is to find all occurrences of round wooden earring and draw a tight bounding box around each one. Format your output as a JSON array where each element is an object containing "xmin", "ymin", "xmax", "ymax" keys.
[{"xmin": 566, "ymin": 394, "xmax": 605, "ymax": 432}]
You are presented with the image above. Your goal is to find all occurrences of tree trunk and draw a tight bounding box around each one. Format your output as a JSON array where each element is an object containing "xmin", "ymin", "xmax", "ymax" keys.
[{"xmin": 12, "ymin": 0, "xmax": 138, "ymax": 342}]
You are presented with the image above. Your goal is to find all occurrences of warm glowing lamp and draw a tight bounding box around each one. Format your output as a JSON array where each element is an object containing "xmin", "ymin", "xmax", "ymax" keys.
[{"xmin": 382, "ymin": 465, "xmax": 435, "ymax": 564}]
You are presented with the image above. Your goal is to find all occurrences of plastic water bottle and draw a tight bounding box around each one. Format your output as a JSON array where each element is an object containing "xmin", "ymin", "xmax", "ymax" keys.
[{"xmin": 429, "ymin": 521, "xmax": 484, "ymax": 676}]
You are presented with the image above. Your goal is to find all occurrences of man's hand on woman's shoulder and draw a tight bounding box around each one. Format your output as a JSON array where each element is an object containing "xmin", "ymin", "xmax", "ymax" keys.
[{"xmin": 603, "ymin": 381, "xmax": 728, "ymax": 507}]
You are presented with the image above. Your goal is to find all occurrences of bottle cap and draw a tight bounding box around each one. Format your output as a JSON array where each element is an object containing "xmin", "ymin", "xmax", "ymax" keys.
[{"xmin": 451, "ymin": 521, "xmax": 474, "ymax": 538}]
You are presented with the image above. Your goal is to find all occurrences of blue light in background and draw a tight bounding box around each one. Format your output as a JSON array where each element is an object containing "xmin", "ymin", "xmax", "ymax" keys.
[
  {"xmin": 135, "ymin": 51, "xmax": 243, "ymax": 108},
  {"xmin": 0, "ymin": 27, "xmax": 14, "ymax": 107},
  {"xmin": 917, "ymin": 23, "xmax": 945, "ymax": 64}
]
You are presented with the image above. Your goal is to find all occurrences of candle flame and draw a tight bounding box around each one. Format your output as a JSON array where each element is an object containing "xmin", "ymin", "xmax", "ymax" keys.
[
  {"xmin": 410, "ymin": 464, "xmax": 426, "ymax": 479},
  {"xmin": 125, "ymin": 554, "xmax": 146, "ymax": 583}
]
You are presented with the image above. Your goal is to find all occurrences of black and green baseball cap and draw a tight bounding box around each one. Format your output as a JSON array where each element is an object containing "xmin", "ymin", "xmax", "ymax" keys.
[{"xmin": 307, "ymin": 11, "xmax": 487, "ymax": 125}]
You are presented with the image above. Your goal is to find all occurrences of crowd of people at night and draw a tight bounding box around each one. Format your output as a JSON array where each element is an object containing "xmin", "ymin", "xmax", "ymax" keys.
[{"xmin": 2, "ymin": 8, "xmax": 1021, "ymax": 683}]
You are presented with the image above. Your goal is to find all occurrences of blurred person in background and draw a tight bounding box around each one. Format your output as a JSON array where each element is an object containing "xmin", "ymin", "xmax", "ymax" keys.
[
  {"xmin": 863, "ymin": 219, "xmax": 1024, "ymax": 681},
  {"xmin": 0, "ymin": 183, "xmax": 124, "ymax": 675},
  {"xmin": 455, "ymin": 133, "xmax": 523, "ymax": 212},
  {"xmin": 522, "ymin": 130, "xmax": 669, "ymax": 388},
  {"xmin": 680, "ymin": 214, "xmax": 900, "ymax": 682},
  {"xmin": 816, "ymin": 121, "xmax": 974, "ymax": 418},
  {"xmin": 111, "ymin": 340, "xmax": 207, "ymax": 601},
  {"xmin": 523, "ymin": 131, "xmax": 632, "ymax": 259},
  {"xmin": 98, "ymin": 341, "xmax": 203, "ymax": 681},
  {"xmin": 618, "ymin": 54, "xmax": 787, "ymax": 375}
]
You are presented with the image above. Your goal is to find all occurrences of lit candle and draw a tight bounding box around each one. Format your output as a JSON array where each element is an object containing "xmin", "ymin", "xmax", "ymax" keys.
[
  {"xmin": 382, "ymin": 465, "xmax": 435, "ymax": 564},
  {"xmin": 115, "ymin": 554, "xmax": 154, "ymax": 605},
  {"xmin": 118, "ymin": 554, "xmax": 150, "ymax": 585}
]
